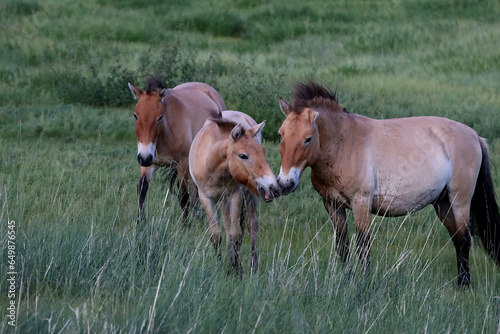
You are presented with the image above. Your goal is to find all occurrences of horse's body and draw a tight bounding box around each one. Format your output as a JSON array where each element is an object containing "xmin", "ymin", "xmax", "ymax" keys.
[
  {"xmin": 189, "ymin": 110, "xmax": 280, "ymax": 273},
  {"xmin": 277, "ymin": 81, "xmax": 500, "ymax": 287},
  {"xmin": 128, "ymin": 78, "xmax": 225, "ymax": 223}
]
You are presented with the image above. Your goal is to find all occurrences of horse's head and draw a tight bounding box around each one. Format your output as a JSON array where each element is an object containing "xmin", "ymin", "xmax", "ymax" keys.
[
  {"xmin": 128, "ymin": 82, "xmax": 166, "ymax": 167},
  {"xmin": 227, "ymin": 122, "xmax": 280, "ymax": 202},
  {"xmin": 277, "ymin": 98, "xmax": 320, "ymax": 195}
]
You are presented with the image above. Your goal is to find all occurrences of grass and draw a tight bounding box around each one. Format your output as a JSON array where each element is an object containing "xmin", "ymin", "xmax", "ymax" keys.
[{"xmin": 1, "ymin": 0, "xmax": 500, "ymax": 332}]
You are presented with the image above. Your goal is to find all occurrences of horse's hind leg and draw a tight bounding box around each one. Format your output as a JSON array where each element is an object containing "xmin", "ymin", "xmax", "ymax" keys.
[{"xmin": 433, "ymin": 188, "xmax": 472, "ymax": 288}]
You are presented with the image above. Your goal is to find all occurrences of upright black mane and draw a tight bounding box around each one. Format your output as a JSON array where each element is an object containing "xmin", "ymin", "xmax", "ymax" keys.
[
  {"xmin": 293, "ymin": 80, "xmax": 347, "ymax": 113},
  {"xmin": 146, "ymin": 76, "xmax": 166, "ymax": 94},
  {"xmin": 210, "ymin": 117, "xmax": 239, "ymax": 130}
]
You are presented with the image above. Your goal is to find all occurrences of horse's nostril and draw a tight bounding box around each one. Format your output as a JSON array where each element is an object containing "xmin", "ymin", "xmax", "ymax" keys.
[{"xmin": 138, "ymin": 154, "xmax": 153, "ymax": 167}]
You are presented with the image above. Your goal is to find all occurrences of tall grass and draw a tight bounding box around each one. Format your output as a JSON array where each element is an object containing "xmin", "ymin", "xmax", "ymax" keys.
[{"xmin": 1, "ymin": 138, "xmax": 499, "ymax": 333}]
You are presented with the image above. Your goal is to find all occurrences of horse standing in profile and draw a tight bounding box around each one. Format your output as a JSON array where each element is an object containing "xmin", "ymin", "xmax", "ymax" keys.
[
  {"xmin": 189, "ymin": 110, "xmax": 280, "ymax": 274},
  {"xmin": 128, "ymin": 78, "xmax": 225, "ymax": 224},
  {"xmin": 277, "ymin": 80, "xmax": 500, "ymax": 288}
]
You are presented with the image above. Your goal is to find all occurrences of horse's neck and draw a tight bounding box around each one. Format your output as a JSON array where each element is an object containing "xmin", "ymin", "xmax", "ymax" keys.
[
  {"xmin": 312, "ymin": 112, "xmax": 361, "ymax": 180},
  {"xmin": 206, "ymin": 140, "xmax": 229, "ymax": 175},
  {"xmin": 156, "ymin": 119, "xmax": 181, "ymax": 155}
]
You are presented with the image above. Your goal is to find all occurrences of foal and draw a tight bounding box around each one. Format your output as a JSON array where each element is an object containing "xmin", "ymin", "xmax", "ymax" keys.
[{"xmin": 189, "ymin": 110, "xmax": 280, "ymax": 273}]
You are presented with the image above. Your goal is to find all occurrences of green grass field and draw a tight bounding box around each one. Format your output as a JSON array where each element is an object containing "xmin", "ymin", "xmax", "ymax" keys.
[{"xmin": 1, "ymin": 0, "xmax": 500, "ymax": 332}]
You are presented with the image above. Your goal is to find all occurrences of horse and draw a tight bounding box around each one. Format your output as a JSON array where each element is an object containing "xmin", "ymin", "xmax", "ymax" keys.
[
  {"xmin": 189, "ymin": 110, "xmax": 280, "ymax": 274},
  {"xmin": 276, "ymin": 80, "xmax": 500, "ymax": 288},
  {"xmin": 128, "ymin": 78, "xmax": 225, "ymax": 224}
]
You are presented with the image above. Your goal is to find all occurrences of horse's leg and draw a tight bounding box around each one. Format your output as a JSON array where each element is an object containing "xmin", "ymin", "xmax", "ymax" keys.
[
  {"xmin": 176, "ymin": 165, "xmax": 190, "ymax": 227},
  {"xmin": 352, "ymin": 194, "xmax": 373, "ymax": 271},
  {"xmin": 323, "ymin": 200, "xmax": 349, "ymax": 263},
  {"xmin": 433, "ymin": 188, "xmax": 472, "ymax": 288},
  {"xmin": 199, "ymin": 191, "xmax": 222, "ymax": 260},
  {"xmin": 220, "ymin": 191, "xmax": 243, "ymax": 276},
  {"xmin": 244, "ymin": 191, "xmax": 259, "ymax": 274},
  {"xmin": 137, "ymin": 166, "xmax": 156, "ymax": 221},
  {"xmin": 187, "ymin": 173, "xmax": 201, "ymax": 219}
]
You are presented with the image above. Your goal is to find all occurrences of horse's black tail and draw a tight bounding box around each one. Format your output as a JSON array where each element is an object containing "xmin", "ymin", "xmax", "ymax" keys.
[{"xmin": 470, "ymin": 138, "xmax": 500, "ymax": 266}]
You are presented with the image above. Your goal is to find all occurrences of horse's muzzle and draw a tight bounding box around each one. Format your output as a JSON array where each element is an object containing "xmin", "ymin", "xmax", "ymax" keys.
[
  {"xmin": 258, "ymin": 184, "xmax": 281, "ymax": 203},
  {"xmin": 137, "ymin": 154, "xmax": 153, "ymax": 167},
  {"xmin": 277, "ymin": 177, "xmax": 297, "ymax": 196}
]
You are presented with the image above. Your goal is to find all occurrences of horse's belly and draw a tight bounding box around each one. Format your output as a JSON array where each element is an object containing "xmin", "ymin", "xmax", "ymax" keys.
[
  {"xmin": 372, "ymin": 185, "xmax": 444, "ymax": 216},
  {"xmin": 372, "ymin": 182, "xmax": 446, "ymax": 216}
]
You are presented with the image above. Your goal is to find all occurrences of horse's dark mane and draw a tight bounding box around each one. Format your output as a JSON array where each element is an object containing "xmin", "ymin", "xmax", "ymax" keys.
[
  {"xmin": 293, "ymin": 80, "xmax": 348, "ymax": 113},
  {"xmin": 146, "ymin": 77, "xmax": 166, "ymax": 94},
  {"xmin": 210, "ymin": 117, "xmax": 239, "ymax": 130}
]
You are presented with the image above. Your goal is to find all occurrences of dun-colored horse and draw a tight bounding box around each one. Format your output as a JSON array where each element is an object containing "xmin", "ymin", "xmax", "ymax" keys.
[
  {"xmin": 189, "ymin": 110, "xmax": 280, "ymax": 274},
  {"xmin": 277, "ymin": 80, "xmax": 500, "ymax": 287},
  {"xmin": 128, "ymin": 78, "xmax": 225, "ymax": 223}
]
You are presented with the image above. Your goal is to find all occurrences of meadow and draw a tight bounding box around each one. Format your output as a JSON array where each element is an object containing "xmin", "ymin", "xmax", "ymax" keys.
[{"xmin": 1, "ymin": 0, "xmax": 500, "ymax": 332}]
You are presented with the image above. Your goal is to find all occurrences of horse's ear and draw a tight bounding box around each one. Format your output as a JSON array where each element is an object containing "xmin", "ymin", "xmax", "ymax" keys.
[
  {"xmin": 307, "ymin": 109, "xmax": 319, "ymax": 124},
  {"xmin": 230, "ymin": 123, "xmax": 244, "ymax": 142},
  {"xmin": 159, "ymin": 88, "xmax": 168, "ymax": 100},
  {"xmin": 279, "ymin": 98, "xmax": 292, "ymax": 116},
  {"xmin": 248, "ymin": 121, "xmax": 266, "ymax": 138},
  {"xmin": 128, "ymin": 82, "xmax": 143, "ymax": 100}
]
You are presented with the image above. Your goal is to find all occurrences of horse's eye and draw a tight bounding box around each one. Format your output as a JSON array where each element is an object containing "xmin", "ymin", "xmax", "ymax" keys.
[
  {"xmin": 238, "ymin": 154, "xmax": 249, "ymax": 160},
  {"xmin": 304, "ymin": 137, "xmax": 312, "ymax": 145},
  {"xmin": 278, "ymin": 133, "xmax": 283, "ymax": 142},
  {"xmin": 157, "ymin": 115, "xmax": 163, "ymax": 123},
  {"xmin": 134, "ymin": 114, "xmax": 138, "ymax": 121}
]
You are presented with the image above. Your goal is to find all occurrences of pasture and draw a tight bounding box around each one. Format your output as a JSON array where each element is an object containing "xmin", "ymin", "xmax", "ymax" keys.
[{"xmin": 1, "ymin": 0, "xmax": 500, "ymax": 332}]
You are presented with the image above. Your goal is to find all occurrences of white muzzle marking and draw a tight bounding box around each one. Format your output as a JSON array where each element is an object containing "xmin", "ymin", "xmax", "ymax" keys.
[
  {"xmin": 278, "ymin": 166, "xmax": 301, "ymax": 194},
  {"xmin": 137, "ymin": 142, "xmax": 155, "ymax": 160}
]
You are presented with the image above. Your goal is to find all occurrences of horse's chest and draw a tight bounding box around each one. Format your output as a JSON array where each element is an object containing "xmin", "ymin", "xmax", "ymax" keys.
[{"xmin": 311, "ymin": 172, "xmax": 351, "ymax": 208}]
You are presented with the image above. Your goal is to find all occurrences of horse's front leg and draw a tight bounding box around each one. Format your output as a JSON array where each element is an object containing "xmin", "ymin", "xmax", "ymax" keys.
[
  {"xmin": 198, "ymin": 191, "xmax": 222, "ymax": 260},
  {"xmin": 137, "ymin": 166, "xmax": 156, "ymax": 221},
  {"xmin": 352, "ymin": 193, "xmax": 373, "ymax": 271},
  {"xmin": 244, "ymin": 192, "xmax": 259, "ymax": 274},
  {"xmin": 323, "ymin": 201, "xmax": 349, "ymax": 263},
  {"xmin": 220, "ymin": 191, "xmax": 243, "ymax": 276}
]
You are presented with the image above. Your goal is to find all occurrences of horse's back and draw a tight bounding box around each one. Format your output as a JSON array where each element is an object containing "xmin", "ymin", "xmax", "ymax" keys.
[
  {"xmin": 172, "ymin": 82, "xmax": 225, "ymax": 112},
  {"xmin": 370, "ymin": 116, "xmax": 481, "ymax": 166},
  {"xmin": 161, "ymin": 82, "xmax": 224, "ymax": 146}
]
